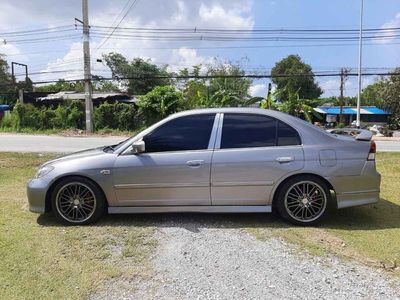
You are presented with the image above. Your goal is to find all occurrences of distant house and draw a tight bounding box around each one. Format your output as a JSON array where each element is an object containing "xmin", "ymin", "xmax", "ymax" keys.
[
  {"xmin": 313, "ymin": 106, "xmax": 390, "ymax": 126},
  {"xmin": 0, "ymin": 104, "xmax": 10, "ymax": 120},
  {"xmin": 23, "ymin": 91, "xmax": 139, "ymax": 107}
]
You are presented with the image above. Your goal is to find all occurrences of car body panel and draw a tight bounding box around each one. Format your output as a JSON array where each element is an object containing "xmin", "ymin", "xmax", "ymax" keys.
[
  {"xmin": 27, "ymin": 108, "xmax": 380, "ymax": 215},
  {"xmin": 112, "ymin": 150, "xmax": 213, "ymax": 206},
  {"xmin": 211, "ymin": 146, "xmax": 305, "ymax": 205}
]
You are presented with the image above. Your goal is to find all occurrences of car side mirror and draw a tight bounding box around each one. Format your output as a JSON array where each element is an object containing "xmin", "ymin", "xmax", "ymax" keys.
[{"xmin": 131, "ymin": 140, "xmax": 145, "ymax": 154}]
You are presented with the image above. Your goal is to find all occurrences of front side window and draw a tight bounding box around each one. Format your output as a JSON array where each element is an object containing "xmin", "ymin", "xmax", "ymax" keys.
[
  {"xmin": 220, "ymin": 114, "xmax": 301, "ymax": 149},
  {"xmin": 143, "ymin": 114, "xmax": 215, "ymax": 152}
]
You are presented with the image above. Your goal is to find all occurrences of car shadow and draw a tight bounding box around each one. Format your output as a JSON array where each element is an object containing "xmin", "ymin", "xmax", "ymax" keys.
[{"xmin": 37, "ymin": 198, "xmax": 400, "ymax": 231}]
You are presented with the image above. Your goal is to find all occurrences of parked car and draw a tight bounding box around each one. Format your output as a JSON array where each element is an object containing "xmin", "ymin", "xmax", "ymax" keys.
[{"xmin": 27, "ymin": 108, "xmax": 380, "ymax": 226}]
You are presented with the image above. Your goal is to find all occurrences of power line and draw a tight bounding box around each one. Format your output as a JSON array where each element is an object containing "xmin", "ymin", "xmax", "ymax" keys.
[{"xmin": 94, "ymin": 0, "xmax": 140, "ymax": 51}]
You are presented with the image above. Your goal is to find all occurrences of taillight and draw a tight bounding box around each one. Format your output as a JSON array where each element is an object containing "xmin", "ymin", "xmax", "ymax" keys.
[{"xmin": 368, "ymin": 141, "xmax": 376, "ymax": 161}]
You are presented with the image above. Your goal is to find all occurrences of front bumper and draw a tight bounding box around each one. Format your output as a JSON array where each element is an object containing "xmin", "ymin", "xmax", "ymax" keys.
[{"xmin": 27, "ymin": 178, "xmax": 50, "ymax": 213}]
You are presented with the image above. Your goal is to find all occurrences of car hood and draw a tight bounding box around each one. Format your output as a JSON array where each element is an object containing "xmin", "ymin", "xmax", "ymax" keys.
[{"xmin": 42, "ymin": 147, "xmax": 108, "ymax": 167}]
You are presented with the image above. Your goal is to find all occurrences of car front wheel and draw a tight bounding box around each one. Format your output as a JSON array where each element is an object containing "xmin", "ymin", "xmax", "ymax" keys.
[
  {"xmin": 276, "ymin": 176, "xmax": 332, "ymax": 226},
  {"xmin": 51, "ymin": 177, "xmax": 105, "ymax": 225}
]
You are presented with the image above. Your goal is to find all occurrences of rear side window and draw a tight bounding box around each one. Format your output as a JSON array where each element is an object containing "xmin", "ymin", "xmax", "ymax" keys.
[
  {"xmin": 143, "ymin": 114, "xmax": 215, "ymax": 152},
  {"xmin": 221, "ymin": 114, "xmax": 276, "ymax": 149},
  {"xmin": 277, "ymin": 121, "xmax": 301, "ymax": 146},
  {"xmin": 220, "ymin": 114, "xmax": 301, "ymax": 149}
]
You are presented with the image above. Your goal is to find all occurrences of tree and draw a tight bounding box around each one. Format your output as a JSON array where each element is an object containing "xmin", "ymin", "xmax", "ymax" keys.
[
  {"xmin": 138, "ymin": 86, "xmax": 184, "ymax": 124},
  {"xmin": 382, "ymin": 68, "xmax": 400, "ymax": 129},
  {"xmin": 276, "ymin": 89, "xmax": 315, "ymax": 122},
  {"xmin": 35, "ymin": 80, "xmax": 84, "ymax": 93},
  {"xmin": 103, "ymin": 52, "xmax": 171, "ymax": 95},
  {"xmin": 361, "ymin": 80, "xmax": 385, "ymax": 106},
  {"xmin": 0, "ymin": 55, "xmax": 17, "ymax": 107},
  {"xmin": 271, "ymin": 55, "xmax": 322, "ymax": 101},
  {"xmin": 207, "ymin": 62, "xmax": 253, "ymax": 107}
]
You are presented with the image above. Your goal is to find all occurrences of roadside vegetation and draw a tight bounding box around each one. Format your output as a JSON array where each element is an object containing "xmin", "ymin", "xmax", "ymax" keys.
[
  {"xmin": 2, "ymin": 53, "xmax": 399, "ymax": 133},
  {"xmin": 0, "ymin": 153, "xmax": 156, "ymax": 300},
  {"xmin": 248, "ymin": 152, "xmax": 400, "ymax": 274}
]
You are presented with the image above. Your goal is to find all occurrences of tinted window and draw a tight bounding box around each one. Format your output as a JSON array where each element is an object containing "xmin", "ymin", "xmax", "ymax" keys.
[
  {"xmin": 221, "ymin": 114, "xmax": 276, "ymax": 149},
  {"xmin": 143, "ymin": 114, "xmax": 215, "ymax": 152},
  {"xmin": 277, "ymin": 121, "xmax": 301, "ymax": 146}
]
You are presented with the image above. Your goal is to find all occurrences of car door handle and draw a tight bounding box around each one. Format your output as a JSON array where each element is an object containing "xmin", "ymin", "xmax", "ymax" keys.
[
  {"xmin": 186, "ymin": 160, "xmax": 205, "ymax": 167},
  {"xmin": 276, "ymin": 156, "xmax": 294, "ymax": 163}
]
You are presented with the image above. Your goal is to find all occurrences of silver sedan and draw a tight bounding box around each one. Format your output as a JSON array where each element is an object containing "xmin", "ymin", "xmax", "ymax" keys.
[{"xmin": 27, "ymin": 108, "xmax": 381, "ymax": 226}]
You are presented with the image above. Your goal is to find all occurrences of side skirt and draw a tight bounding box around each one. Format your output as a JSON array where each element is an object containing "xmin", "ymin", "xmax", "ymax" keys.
[{"xmin": 108, "ymin": 205, "xmax": 272, "ymax": 214}]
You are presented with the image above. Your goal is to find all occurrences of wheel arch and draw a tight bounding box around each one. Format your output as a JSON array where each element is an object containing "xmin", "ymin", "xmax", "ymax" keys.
[
  {"xmin": 271, "ymin": 173, "xmax": 336, "ymax": 210},
  {"xmin": 45, "ymin": 174, "xmax": 108, "ymax": 212}
]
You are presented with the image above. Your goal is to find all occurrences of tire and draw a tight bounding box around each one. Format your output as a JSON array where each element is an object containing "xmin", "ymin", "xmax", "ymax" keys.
[
  {"xmin": 275, "ymin": 175, "xmax": 333, "ymax": 226},
  {"xmin": 51, "ymin": 176, "xmax": 106, "ymax": 225}
]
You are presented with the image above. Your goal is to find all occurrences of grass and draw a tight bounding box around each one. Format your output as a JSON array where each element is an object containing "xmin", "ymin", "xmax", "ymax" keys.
[
  {"xmin": 248, "ymin": 152, "xmax": 400, "ymax": 273},
  {"xmin": 0, "ymin": 153, "xmax": 156, "ymax": 300},
  {"xmin": 1, "ymin": 152, "xmax": 399, "ymax": 299}
]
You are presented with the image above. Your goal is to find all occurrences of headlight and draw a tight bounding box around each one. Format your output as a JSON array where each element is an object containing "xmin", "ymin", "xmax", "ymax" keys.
[{"xmin": 35, "ymin": 166, "xmax": 54, "ymax": 179}]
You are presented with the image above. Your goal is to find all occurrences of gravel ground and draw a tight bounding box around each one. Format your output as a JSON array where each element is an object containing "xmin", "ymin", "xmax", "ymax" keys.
[{"xmin": 91, "ymin": 215, "xmax": 400, "ymax": 300}]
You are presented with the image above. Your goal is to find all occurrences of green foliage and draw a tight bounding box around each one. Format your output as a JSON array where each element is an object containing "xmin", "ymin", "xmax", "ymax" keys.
[
  {"xmin": 271, "ymin": 55, "xmax": 322, "ymax": 102},
  {"xmin": 0, "ymin": 101, "xmax": 86, "ymax": 130},
  {"xmin": 361, "ymin": 80, "xmax": 385, "ymax": 106},
  {"xmin": 276, "ymin": 89, "xmax": 314, "ymax": 122},
  {"xmin": 382, "ymin": 68, "xmax": 400, "ymax": 129},
  {"xmin": 103, "ymin": 53, "xmax": 170, "ymax": 95},
  {"xmin": 0, "ymin": 55, "xmax": 18, "ymax": 107},
  {"xmin": 207, "ymin": 62, "xmax": 252, "ymax": 107},
  {"xmin": 138, "ymin": 86, "xmax": 184, "ymax": 124},
  {"xmin": 93, "ymin": 102, "xmax": 140, "ymax": 131},
  {"xmin": 0, "ymin": 101, "xmax": 143, "ymax": 132},
  {"xmin": 35, "ymin": 80, "xmax": 84, "ymax": 93}
]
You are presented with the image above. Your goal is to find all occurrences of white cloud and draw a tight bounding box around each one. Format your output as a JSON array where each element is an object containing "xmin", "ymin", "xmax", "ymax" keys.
[
  {"xmin": 377, "ymin": 12, "xmax": 400, "ymax": 44},
  {"xmin": 199, "ymin": 2, "xmax": 254, "ymax": 28},
  {"xmin": 249, "ymin": 83, "xmax": 267, "ymax": 97},
  {"xmin": 37, "ymin": 0, "xmax": 255, "ymax": 82}
]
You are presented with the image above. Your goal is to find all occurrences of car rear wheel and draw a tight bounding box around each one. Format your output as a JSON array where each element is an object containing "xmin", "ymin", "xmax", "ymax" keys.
[
  {"xmin": 51, "ymin": 177, "xmax": 105, "ymax": 225},
  {"xmin": 276, "ymin": 176, "xmax": 332, "ymax": 226}
]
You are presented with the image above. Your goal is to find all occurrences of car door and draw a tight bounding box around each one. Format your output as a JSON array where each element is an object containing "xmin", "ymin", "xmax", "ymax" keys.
[
  {"xmin": 211, "ymin": 113, "xmax": 305, "ymax": 206},
  {"xmin": 112, "ymin": 113, "xmax": 218, "ymax": 206}
]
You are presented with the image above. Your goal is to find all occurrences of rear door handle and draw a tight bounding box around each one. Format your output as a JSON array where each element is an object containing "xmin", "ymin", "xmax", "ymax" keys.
[
  {"xmin": 276, "ymin": 156, "xmax": 294, "ymax": 163},
  {"xmin": 186, "ymin": 160, "xmax": 205, "ymax": 167}
]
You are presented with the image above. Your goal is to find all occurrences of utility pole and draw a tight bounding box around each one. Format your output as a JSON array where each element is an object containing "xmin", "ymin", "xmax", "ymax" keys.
[
  {"xmin": 81, "ymin": 0, "xmax": 93, "ymax": 132},
  {"xmin": 339, "ymin": 68, "xmax": 349, "ymax": 125},
  {"xmin": 356, "ymin": 0, "xmax": 364, "ymax": 128}
]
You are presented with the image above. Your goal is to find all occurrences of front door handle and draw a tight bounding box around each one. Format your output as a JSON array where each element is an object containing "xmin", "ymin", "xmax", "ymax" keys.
[
  {"xmin": 276, "ymin": 156, "xmax": 294, "ymax": 163},
  {"xmin": 186, "ymin": 160, "xmax": 205, "ymax": 167}
]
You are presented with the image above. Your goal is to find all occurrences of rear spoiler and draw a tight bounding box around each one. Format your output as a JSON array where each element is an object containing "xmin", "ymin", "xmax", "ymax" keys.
[{"xmin": 327, "ymin": 128, "xmax": 373, "ymax": 141}]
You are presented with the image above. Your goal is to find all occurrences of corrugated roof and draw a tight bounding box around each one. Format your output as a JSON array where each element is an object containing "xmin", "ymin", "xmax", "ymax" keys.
[
  {"xmin": 314, "ymin": 106, "xmax": 390, "ymax": 115},
  {"xmin": 36, "ymin": 91, "xmax": 137, "ymax": 101}
]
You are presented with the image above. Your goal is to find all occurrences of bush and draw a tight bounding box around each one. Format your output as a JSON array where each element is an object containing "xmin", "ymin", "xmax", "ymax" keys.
[
  {"xmin": 1, "ymin": 101, "xmax": 141, "ymax": 132},
  {"xmin": 94, "ymin": 102, "xmax": 140, "ymax": 131}
]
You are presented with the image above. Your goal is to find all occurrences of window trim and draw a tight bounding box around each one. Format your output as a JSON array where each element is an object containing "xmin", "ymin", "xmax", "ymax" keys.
[
  {"xmin": 140, "ymin": 113, "xmax": 219, "ymax": 154},
  {"xmin": 214, "ymin": 113, "xmax": 302, "ymax": 150}
]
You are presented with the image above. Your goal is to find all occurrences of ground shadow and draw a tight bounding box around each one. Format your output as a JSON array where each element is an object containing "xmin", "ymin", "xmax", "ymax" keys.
[{"xmin": 37, "ymin": 198, "xmax": 400, "ymax": 231}]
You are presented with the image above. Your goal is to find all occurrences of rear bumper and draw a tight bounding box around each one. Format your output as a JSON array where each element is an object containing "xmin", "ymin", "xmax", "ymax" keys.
[
  {"xmin": 329, "ymin": 161, "xmax": 381, "ymax": 209},
  {"xmin": 336, "ymin": 190, "xmax": 379, "ymax": 209},
  {"xmin": 27, "ymin": 178, "xmax": 49, "ymax": 214}
]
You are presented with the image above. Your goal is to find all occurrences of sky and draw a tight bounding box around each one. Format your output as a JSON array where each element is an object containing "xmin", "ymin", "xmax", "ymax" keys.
[{"xmin": 0, "ymin": 0, "xmax": 399, "ymax": 98}]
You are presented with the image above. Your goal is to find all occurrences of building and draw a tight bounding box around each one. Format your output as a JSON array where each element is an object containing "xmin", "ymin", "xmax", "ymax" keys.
[
  {"xmin": 313, "ymin": 106, "xmax": 390, "ymax": 126},
  {"xmin": 22, "ymin": 91, "xmax": 139, "ymax": 107}
]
